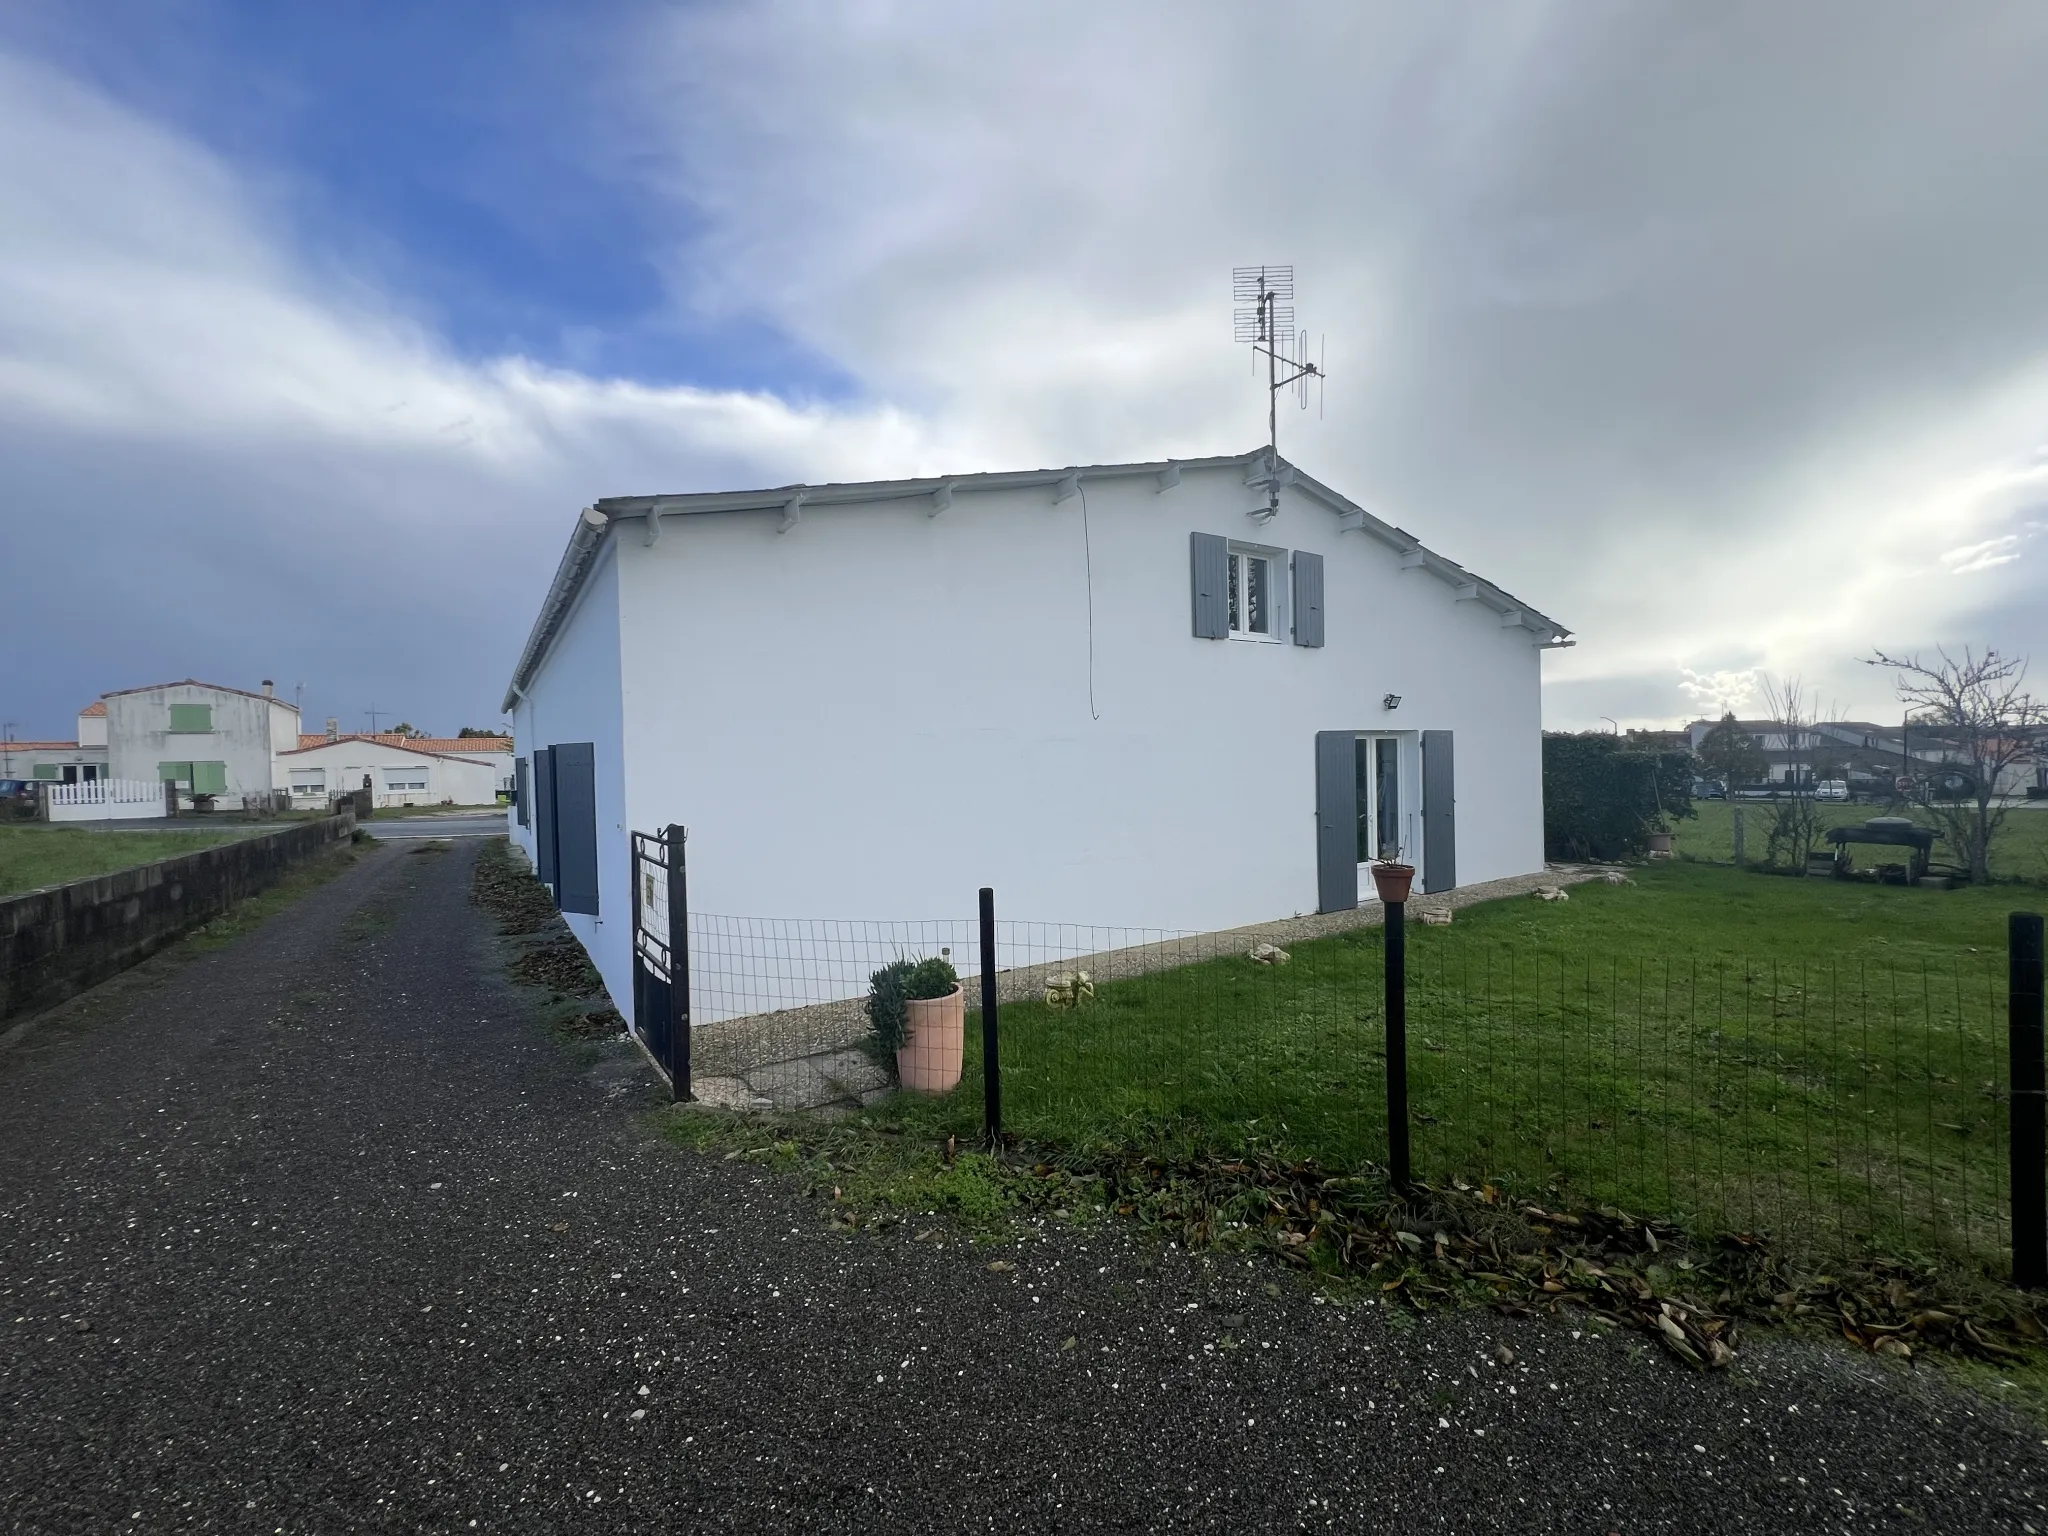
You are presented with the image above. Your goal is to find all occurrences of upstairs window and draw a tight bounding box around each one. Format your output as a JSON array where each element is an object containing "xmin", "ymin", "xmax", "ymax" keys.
[
  {"xmin": 1226, "ymin": 543, "xmax": 1285, "ymax": 641},
  {"xmin": 169, "ymin": 704, "xmax": 213, "ymax": 733}
]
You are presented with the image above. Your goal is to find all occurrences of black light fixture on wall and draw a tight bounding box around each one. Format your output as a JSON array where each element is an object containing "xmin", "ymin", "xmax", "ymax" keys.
[{"xmin": 1382, "ymin": 693, "xmax": 1402, "ymax": 711}]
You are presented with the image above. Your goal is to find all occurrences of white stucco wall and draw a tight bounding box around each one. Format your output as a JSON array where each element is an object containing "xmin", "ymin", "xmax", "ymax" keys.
[
  {"xmin": 275, "ymin": 739, "xmax": 500, "ymax": 807},
  {"xmin": 511, "ymin": 544, "xmax": 630, "ymax": 1010},
  {"xmin": 514, "ymin": 464, "xmax": 1556, "ymax": 1025},
  {"xmin": 105, "ymin": 683, "xmax": 295, "ymax": 803},
  {"xmin": 0, "ymin": 744, "xmax": 110, "ymax": 781},
  {"xmin": 620, "ymin": 465, "xmax": 1544, "ymax": 922}
]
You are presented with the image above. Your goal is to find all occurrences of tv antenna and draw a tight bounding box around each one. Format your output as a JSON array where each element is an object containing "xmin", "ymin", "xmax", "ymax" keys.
[{"xmin": 1233, "ymin": 264, "xmax": 1324, "ymax": 519}]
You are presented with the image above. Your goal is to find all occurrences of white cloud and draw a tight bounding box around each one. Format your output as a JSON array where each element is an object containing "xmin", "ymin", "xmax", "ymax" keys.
[
  {"xmin": 1676, "ymin": 669, "xmax": 1762, "ymax": 718},
  {"xmin": 5, "ymin": 8, "xmax": 2048, "ymax": 733},
  {"xmin": 0, "ymin": 44, "xmax": 947, "ymax": 730},
  {"xmin": 620, "ymin": 1, "xmax": 2048, "ymax": 726},
  {"xmin": 1943, "ymin": 535, "xmax": 2023, "ymax": 575}
]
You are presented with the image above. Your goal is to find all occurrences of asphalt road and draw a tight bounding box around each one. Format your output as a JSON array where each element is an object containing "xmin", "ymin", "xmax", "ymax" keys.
[
  {"xmin": 357, "ymin": 810, "xmax": 509, "ymax": 840},
  {"xmin": 2, "ymin": 838, "xmax": 2045, "ymax": 1533}
]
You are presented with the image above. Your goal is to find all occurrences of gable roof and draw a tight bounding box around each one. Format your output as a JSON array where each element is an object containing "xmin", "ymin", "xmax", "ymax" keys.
[
  {"xmin": 78, "ymin": 701, "xmax": 106, "ymax": 718},
  {"xmin": 101, "ymin": 679, "xmax": 295, "ymax": 706},
  {"xmin": 279, "ymin": 736, "xmax": 486, "ymax": 765},
  {"xmin": 297, "ymin": 732, "xmax": 512, "ymax": 755},
  {"xmin": 502, "ymin": 447, "xmax": 1574, "ymax": 711}
]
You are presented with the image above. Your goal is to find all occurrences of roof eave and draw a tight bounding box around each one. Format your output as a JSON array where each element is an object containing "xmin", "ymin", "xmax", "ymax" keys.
[{"xmin": 504, "ymin": 448, "xmax": 1574, "ymax": 700}]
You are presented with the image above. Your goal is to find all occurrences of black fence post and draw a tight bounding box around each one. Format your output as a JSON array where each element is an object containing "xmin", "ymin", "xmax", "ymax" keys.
[
  {"xmin": 1385, "ymin": 895, "xmax": 1412, "ymax": 1191},
  {"xmin": 2012, "ymin": 911, "xmax": 2046, "ymax": 1288},
  {"xmin": 668, "ymin": 824, "xmax": 692, "ymax": 1104},
  {"xmin": 980, "ymin": 886, "xmax": 1001, "ymax": 1148},
  {"xmin": 630, "ymin": 832, "xmax": 648, "ymax": 1064}
]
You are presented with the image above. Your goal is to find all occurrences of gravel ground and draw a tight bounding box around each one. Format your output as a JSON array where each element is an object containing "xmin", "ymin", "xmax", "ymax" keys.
[{"xmin": 2, "ymin": 838, "xmax": 2045, "ymax": 1533}]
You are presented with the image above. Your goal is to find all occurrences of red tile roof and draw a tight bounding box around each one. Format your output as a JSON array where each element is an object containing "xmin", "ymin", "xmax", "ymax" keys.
[
  {"xmin": 296, "ymin": 733, "xmax": 512, "ymax": 754},
  {"xmin": 78, "ymin": 701, "xmax": 107, "ymax": 718},
  {"xmin": 0, "ymin": 741, "xmax": 81, "ymax": 753}
]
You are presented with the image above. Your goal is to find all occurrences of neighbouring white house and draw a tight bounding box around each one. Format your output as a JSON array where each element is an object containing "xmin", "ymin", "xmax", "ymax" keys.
[
  {"xmin": 0, "ymin": 702, "xmax": 112, "ymax": 784},
  {"xmin": 276, "ymin": 734, "xmax": 503, "ymax": 808},
  {"xmin": 99, "ymin": 679, "xmax": 303, "ymax": 808},
  {"xmin": 7, "ymin": 681, "xmax": 513, "ymax": 814},
  {"xmin": 502, "ymin": 448, "xmax": 1571, "ymax": 1025}
]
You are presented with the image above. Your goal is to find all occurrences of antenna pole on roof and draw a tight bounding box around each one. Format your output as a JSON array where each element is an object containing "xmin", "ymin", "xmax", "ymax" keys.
[{"xmin": 1232, "ymin": 265, "xmax": 1327, "ymax": 521}]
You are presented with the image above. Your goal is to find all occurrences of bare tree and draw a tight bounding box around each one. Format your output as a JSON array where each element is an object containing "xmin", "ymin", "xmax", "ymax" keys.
[
  {"xmin": 1868, "ymin": 647, "xmax": 2045, "ymax": 883},
  {"xmin": 1760, "ymin": 675, "xmax": 1823, "ymax": 871}
]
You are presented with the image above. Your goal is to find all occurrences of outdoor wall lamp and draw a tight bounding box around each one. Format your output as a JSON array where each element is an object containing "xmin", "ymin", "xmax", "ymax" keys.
[{"xmin": 1383, "ymin": 693, "xmax": 1402, "ymax": 711}]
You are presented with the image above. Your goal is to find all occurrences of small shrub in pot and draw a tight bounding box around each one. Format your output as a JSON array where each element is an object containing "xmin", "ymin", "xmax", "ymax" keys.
[{"xmin": 867, "ymin": 955, "xmax": 963, "ymax": 1093}]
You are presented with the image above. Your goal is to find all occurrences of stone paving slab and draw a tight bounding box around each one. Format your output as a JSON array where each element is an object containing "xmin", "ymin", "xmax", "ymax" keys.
[{"xmin": 697, "ymin": 863, "xmax": 1617, "ymax": 1097}]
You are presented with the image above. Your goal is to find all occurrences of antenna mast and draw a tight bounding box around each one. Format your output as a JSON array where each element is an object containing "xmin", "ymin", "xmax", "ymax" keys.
[{"xmin": 1232, "ymin": 265, "xmax": 1325, "ymax": 520}]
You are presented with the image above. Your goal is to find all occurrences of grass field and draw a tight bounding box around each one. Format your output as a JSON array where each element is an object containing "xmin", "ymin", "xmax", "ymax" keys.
[
  {"xmin": 1673, "ymin": 799, "xmax": 2048, "ymax": 882},
  {"xmin": 858, "ymin": 860, "xmax": 2036, "ymax": 1268},
  {"xmin": 0, "ymin": 825, "xmax": 255, "ymax": 898}
]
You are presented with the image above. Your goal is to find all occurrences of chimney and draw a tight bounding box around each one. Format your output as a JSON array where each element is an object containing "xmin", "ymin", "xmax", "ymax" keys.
[
  {"xmin": 325, "ymin": 717, "xmax": 340, "ymax": 742},
  {"xmin": 261, "ymin": 679, "xmax": 274, "ymax": 697}
]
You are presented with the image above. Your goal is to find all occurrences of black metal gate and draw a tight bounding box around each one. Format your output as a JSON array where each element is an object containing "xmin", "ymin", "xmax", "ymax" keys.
[{"xmin": 630, "ymin": 824, "xmax": 691, "ymax": 1101}]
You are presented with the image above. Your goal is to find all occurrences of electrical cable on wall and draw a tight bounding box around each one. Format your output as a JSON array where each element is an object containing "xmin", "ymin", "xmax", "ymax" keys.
[{"xmin": 1079, "ymin": 480, "xmax": 1100, "ymax": 720}]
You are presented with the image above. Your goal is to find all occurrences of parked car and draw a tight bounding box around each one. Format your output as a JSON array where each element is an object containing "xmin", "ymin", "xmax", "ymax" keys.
[
  {"xmin": 0, "ymin": 779, "xmax": 39, "ymax": 800},
  {"xmin": 1815, "ymin": 780, "xmax": 1849, "ymax": 802},
  {"xmin": 1691, "ymin": 778, "xmax": 1728, "ymax": 800}
]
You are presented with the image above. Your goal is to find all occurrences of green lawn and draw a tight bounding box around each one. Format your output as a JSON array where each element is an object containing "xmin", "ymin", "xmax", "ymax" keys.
[
  {"xmin": 865, "ymin": 861, "xmax": 2040, "ymax": 1270},
  {"xmin": 1673, "ymin": 799, "xmax": 2048, "ymax": 882},
  {"xmin": 0, "ymin": 825, "xmax": 255, "ymax": 898}
]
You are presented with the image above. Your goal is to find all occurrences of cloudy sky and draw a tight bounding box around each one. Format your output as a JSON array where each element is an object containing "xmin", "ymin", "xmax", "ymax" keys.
[{"xmin": 3, "ymin": 1, "xmax": 2045, "ymax": 739}]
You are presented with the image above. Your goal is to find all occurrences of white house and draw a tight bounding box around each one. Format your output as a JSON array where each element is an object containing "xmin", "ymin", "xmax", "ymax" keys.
[
  {"xmin": 104, "ymin": 679, "xmax": 302, "ymax": 808},
  {"xmin": 501, "ymin": 448, "xmax": 1571, "ymax": 1024},
  {"xmin": 276, "ymin": 735, "xmax": 502, "ymax": 808},
  {"xmin": 0, "ymin": 702, "xmax": 112, "ymax": 784}
]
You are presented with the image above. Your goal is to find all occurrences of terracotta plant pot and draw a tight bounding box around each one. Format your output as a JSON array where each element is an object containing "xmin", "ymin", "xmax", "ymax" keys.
[
  {"xmin": 1370, "ymin": 861, "xmax": 1416, "ymax": 905},
  {"xmin": 897, "ymin": 984, "xmax": 966, "ymax": 1094}
]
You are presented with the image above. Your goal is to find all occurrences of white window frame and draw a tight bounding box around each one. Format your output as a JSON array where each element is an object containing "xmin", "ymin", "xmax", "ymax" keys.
[
  {"xmin": 1354, "ymin": 731, "xmax": 1423, "ymax": 870},
  {"xmin": 1226, "ymin": 540, "xmax": 1287, "ymax": 643}
]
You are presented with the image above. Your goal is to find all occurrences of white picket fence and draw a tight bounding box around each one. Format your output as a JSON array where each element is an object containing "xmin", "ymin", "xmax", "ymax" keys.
[{"xmin": 45, "ymin": 778, "xmax": 168, "ymax": 823}]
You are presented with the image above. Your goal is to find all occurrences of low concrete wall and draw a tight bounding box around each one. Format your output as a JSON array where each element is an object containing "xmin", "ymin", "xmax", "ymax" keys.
[{"xmin": 0, "ymin": 814, "xmax": 356, "ymax": 1024}]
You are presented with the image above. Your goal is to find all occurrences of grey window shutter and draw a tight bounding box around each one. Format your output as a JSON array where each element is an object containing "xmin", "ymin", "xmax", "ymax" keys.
[
  {"xmin": 552, "ymin": 742, "xmax": 601, "ymax": 917},
  {"xmin": 1422, "ymin": 730, "xmax": 1456, "ymax": 893},
  {"xmin": 532, "ymin": 748, "xmax": 556, "ymax": 887},
  {"xmin": 1190, "ymin": 532, "xmax": 1229, "ymax": 638},
  {"xmin": 1315, "ymin": 730, "xmax": 1358, "ymax": 914},
  {"xmin": 1291, "ymin": 551, "xmax": 1324, "ymax": 648},
  {"xmin": 514, "ymin": 757, "xmax": 530, "ymax": 827}
]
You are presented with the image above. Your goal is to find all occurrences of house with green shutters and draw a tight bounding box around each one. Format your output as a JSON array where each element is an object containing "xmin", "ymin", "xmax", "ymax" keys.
[{"xmin": 102, "ymin": 679, "xmax": 302, "ymax": 808}]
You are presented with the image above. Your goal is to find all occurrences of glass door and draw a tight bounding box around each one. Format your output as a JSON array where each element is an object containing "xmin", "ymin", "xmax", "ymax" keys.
[{"xmin": 1354, "ymin": 735, "xmax": 1408, "ymax": 874}]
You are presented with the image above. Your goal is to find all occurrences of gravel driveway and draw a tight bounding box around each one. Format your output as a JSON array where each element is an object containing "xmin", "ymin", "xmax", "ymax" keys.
[{"xmin": 2, "ymin": 838, "xmax": 2044, "ymax": 1533}]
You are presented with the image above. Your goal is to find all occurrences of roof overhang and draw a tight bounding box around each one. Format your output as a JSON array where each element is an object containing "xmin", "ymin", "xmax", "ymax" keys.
[{"xmin": 502, "ymin": 449, "xmax": 1573, "ymax": 709}]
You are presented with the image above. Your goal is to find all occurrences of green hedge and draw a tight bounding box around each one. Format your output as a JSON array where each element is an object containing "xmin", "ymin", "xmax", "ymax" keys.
[{"xmin": 1542, "ymin": 734, "xmax": 1695, "ymax": 861}]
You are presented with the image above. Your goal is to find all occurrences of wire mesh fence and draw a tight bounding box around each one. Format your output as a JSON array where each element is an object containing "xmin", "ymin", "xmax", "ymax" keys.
[
  {"xmin": 1406, "ymin": 950, "xmax": 2009, "ymax": 1270},
  {"xmin": 678, "ymin": 905, "xmax": 2018, "ymax": 1272}
]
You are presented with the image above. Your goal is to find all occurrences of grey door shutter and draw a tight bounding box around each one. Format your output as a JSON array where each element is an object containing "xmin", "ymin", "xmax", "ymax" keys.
[
  {"xmin": 532, "ymin": 747, "xmax": 556, "ymax": 887},
  {"xmin": 552, "ymin": 742, "xmax": 601, "ymax": 916},
  {"xmin": 1315, "ymin": 730, "xmax": 1358, "ymax": 914},
  {"xmin": 514, "ymin": 757, "xmax": 530, "ymax": 827},
  {"xmin": 1422, "ymin": 730, "xmax": 1456, "ymax": 893},
  {"xmin": 1291, "ymin": 550, "xmax": 1324, "ymax": 648},
  {"xmin": 1190, "ymin": 532, "xmax": 1229, "ymax": 638}
]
